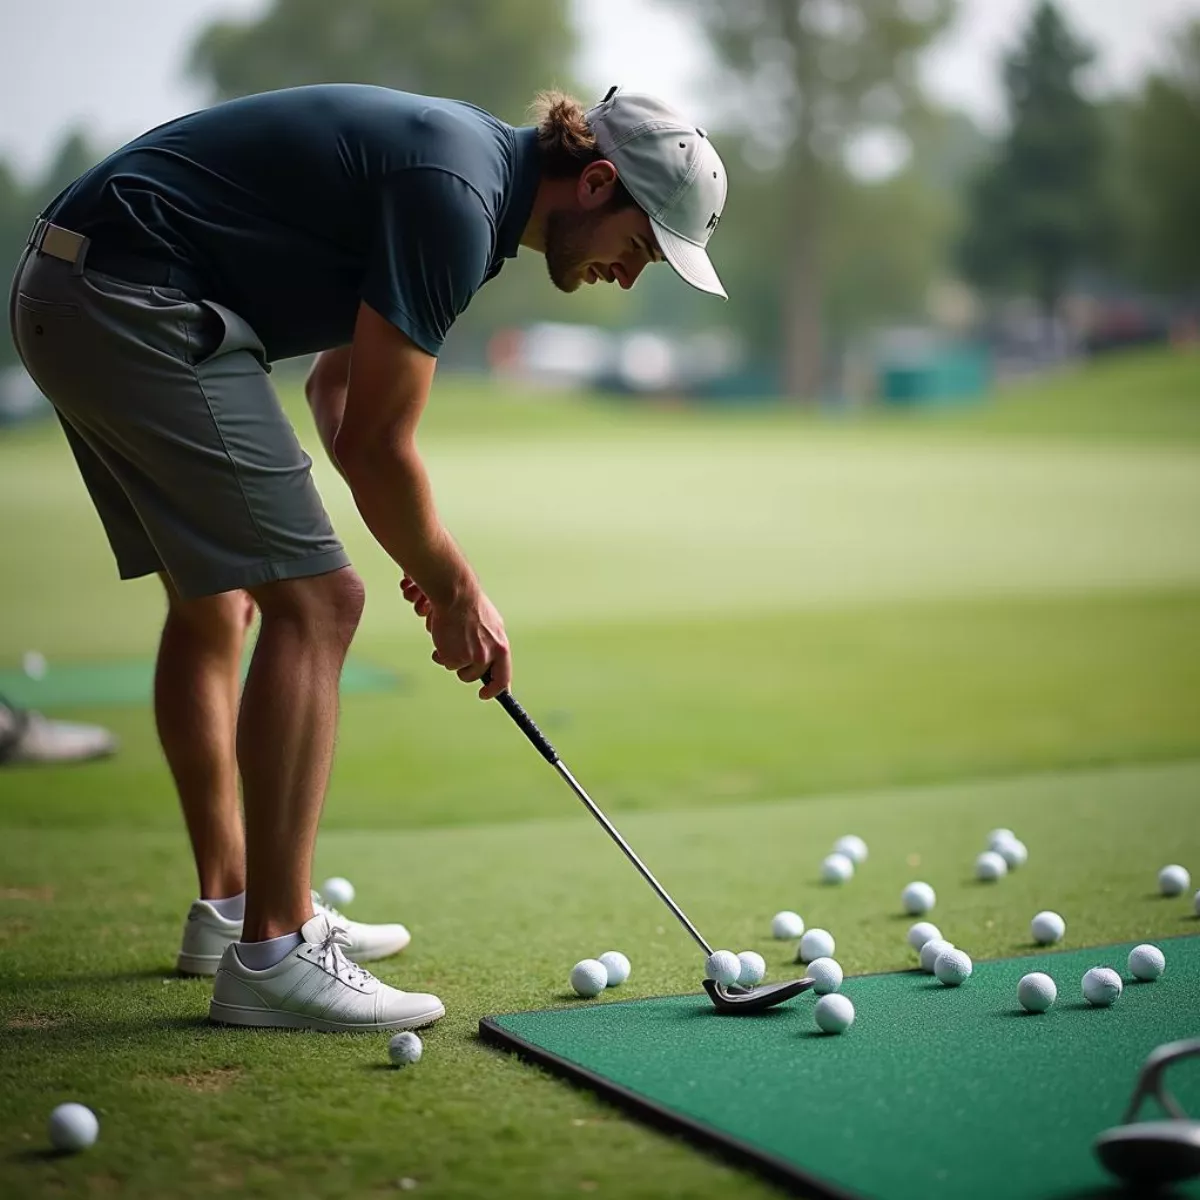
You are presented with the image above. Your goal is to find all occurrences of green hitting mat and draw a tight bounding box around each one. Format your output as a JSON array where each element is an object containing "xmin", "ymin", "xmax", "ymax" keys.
[
  {"xmin": 481, "ymin": 936, "xmax": 1200, "ymax": 1199},
  {"xmin": 0, "ymin": 656, "xmax": 404, "ymax": 709}
]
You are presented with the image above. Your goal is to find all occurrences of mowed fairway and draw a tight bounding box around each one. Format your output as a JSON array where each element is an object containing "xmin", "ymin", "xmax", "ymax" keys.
[{"xmin": 1, "ymin": 349, "xmax": 1199, "ymax": 1198}]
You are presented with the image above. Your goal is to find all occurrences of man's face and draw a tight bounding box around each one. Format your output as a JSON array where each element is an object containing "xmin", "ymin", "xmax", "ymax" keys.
[{"xmin": 544, "ymin": 163, "xmax": 663, "ymax": 294}]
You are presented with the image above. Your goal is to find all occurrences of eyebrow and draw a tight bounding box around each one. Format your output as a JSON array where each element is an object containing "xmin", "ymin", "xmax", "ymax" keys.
[{"xmin": 641, "ymin": 234, "xmax": 663, "ymax": 264}]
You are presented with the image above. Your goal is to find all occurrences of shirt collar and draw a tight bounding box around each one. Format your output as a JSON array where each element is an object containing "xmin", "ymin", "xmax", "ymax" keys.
[{"xmin": 493, "ymin": 126, "xmax": 541, "ymax": 264}]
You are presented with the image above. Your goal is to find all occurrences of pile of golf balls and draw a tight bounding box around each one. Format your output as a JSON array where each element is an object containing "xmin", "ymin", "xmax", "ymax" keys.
[
  {"xmin": 570, "ymin": 951, "xmax": 632, "ymax": 996},
  {"xmin": 814, "ymin": 993, "xmax": 855, "ymax": 1034},
  {"xmin": 832, "ymin": 835, "xmax": 868, "ymax": 865},
  {"xmin": 902, "ymin": 881, "xmax": 936, "ymax": 915},
  {"xmin": 821, "ymin": 853, "xmax": 854, "ymax": 884},
  {"xmin": 320, "ymin": 876, "xmax": 355, "ymax": 907},
  {"xmin": 798, "ymin": 928, "xmax": 835, "ymax": 963},
  {"xmin": 1158, "ymin": 864, "xmax": 1191, "ymax": 897},
  {"xmin": 387, "ymin": 1031, "xmax": 423, "ymax": 1066},
  {"xmin": 48, "ymin": 1103, "xmax": 98, "ymax": 1152},
  {"xmin": 771, "ymin": 910, "xmax": 805, "ymax": 939},
  {"xmin": 1031, "ymin": 910, "xmax": 1066, "ymax": 945}
]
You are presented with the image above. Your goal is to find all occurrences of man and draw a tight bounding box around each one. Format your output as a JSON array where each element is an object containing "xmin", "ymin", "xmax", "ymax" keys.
[{"xmin": 9, "ymin": 83, "xmax": 728, "ymax": 1033}]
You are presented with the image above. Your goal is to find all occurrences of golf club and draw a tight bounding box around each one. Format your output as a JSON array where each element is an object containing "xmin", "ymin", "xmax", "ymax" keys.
[
  {"xmin": 479, "ymin": 668, "xmax": 813, "ymax": 1014},
  {"xmin": 1093, "ymin": 1038, "xmax": 1200, "ymax": 1187}
]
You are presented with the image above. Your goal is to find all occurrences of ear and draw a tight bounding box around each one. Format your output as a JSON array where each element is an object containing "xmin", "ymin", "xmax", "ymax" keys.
[{"xmin": 576, "ymin": 160, "xmax": 619, "ymax": 211}]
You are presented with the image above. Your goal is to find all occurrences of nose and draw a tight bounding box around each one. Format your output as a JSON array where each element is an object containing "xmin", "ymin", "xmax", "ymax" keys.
[{"xmin": 613, "ymin": 259, "xmax": 646, "ymax": 290}]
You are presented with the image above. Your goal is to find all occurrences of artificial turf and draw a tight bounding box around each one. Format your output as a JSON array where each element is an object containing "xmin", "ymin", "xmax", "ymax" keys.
[{"xmin": 1, "ymin": 348, "xmax": 1199, "ymax": 1197}]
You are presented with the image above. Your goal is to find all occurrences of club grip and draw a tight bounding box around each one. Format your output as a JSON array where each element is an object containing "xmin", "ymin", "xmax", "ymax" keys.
[{"xmin": 482, "ymin": 668, "xmax": 558, "ymax": 764}]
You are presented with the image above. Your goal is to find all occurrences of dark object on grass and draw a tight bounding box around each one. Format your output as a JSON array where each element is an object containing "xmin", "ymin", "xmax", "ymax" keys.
[
  {"xmin": 1094, "ymin": 1038, "xmax": 1200, "ymax": 1187},
  {"xmin": 480, "ymin": 667, "xmax": 812, "ymax": 1015}
]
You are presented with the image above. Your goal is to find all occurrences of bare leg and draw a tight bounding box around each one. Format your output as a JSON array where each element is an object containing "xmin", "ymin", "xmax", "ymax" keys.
[
  {"xmin": 156, "ymin": 579, "xmax": 256, "ymax": 901},
  {"xmin": 239, "ymin": 567, "xmax": 365, "ymax": 943}
]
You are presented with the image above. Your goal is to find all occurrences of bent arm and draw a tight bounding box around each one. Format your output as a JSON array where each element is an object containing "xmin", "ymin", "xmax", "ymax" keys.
[{"xmin": 332, "ymin": 301, "xmax": 477, "ymax": 607}]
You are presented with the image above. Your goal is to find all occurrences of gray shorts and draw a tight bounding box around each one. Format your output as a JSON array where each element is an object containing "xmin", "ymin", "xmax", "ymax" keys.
[{"xmin": 8, "ymin": 240, "xmax": 349, "ymax": 599}]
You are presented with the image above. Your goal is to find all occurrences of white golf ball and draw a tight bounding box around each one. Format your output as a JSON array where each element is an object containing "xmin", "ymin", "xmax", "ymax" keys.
[
  {"xmin": 705, "ymin": 950, "xmax": 742, "ymax": 986},
  {"xmin": 1128, "ymin": 944, "xmax": 1165, "ymax": 982},
  {"xmin": 907, "ymin": 921, "xmax": 941, "ymax": 952},
  {"xmin": 934, "ymin": 948, "xmax": 973, "ymax": 986},
  {"xmin": 387, "ymin": 1031, "xmax": 423, "ymax": 1066},
  {"xmin": 821, "ymin": 853, "xmax": 854, "ymax": 884},
  {"xmin": 771, "ymin": 910, "xmax": 804, "ymax": 940},
  {"xmin": 919, "ymin": 937, "xmax": 955, "ymax": 974},
  {"xmin": 814, "ymin": 993, "xmax": 855, "ymax": 1034},
  {"xmin": 48, "ymin": 1103, "xmax": 98, "ymax": 1152},
  {"xmin": 807, "ymin": 957, "xmax": 843, "ymax": 995},
  {"xmin": 798, "ymin": 928, "xmax": 835, "ymax": 963},
  {"xmin": 975, "ymin": 851, "xmax": 1008, "ymax": 882},
  {"xmin": 598, "ymin": 951, "xmax": 630, "ymax": 987},
  {"xmin": 833, "ymin": 835, "xmax": 868, "ymax": 865},
  {"xmin": 320, "ymin": 876, "xmax": 355, "ymax": 907},
  {"xmin": 1159, "ymin": 864, "xmax": 1191, "ymax": 897},
  {"xmin": 1017, "ymin": 972, "xmax": 1057, "ymax": 1013},
  {"xmin": 22, "ymin": 650, "xmax": 47, "ymax": 680},
  {"xmin": 902, "ymin": 881, "xmax": 936, "ymax": 915},
  {"xmin": 987, "ymin": 828, "xmax": 1016, "ymax": 851},
  {"xmin": 736, "ymin": 950, "xmax": 766, "ymax": 987},
  {"xmin": 994, "ymin": 837, "xmax": 1027, "ymax": 869},
  {"xmin": 1082, "ymin": 966, "xmax": 1123, "ymax": 1007},
  {"xmin": 570, "ymin": 958, "xmax": 609, "ymax": 997},
  {"xmin": 1031, "ymin": 910, "xmax": 1066, "ymax": 945}
]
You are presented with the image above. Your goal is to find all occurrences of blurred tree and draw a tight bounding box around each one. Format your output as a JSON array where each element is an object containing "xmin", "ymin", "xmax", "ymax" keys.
[
  {"xmin": 665, "ymin": 0, "xmax": 956, "ymax": 398},
  {"xmin": 956, "ymin": 1, "xmax": 1108, "ymax": 324},
  {"xmin": 1121, "ymin": 20, "xmax": 1200, "ymax": 295},
  {"xmin": 188, "ymin": 0, "xmax": 576, "ymax": 124}
]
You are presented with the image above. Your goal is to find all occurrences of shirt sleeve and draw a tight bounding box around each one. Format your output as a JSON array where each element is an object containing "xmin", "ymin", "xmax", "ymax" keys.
[{"xmin": 361, "ymin": 168, "xmax": 495, "ymax": 356}]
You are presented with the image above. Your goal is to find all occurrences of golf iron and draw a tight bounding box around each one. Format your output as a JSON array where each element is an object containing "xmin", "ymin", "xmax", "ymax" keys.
[{"xmin": 480, "ymin": 669, "xmax": 813, "ymax": 1013}]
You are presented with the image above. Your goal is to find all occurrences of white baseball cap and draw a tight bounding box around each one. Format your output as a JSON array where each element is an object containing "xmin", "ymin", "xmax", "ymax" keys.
[{"xmin": 585, "ymin": 87, "xmax": 728, "ymax": 299}]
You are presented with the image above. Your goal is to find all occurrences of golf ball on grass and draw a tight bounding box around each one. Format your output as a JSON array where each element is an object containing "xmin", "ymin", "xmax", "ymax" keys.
[
  {"xmin": 736, "ymin": 951, "xmax": 766, "ymax": 987},
  {"xmin": 598, "ymin": 951, "xmax": 630, "ymax": 987},
  {"xmin": 807, "ymin": 957, "xmax": 843, "ymax": 995},
  {"xmin": 919, "ymin": 938, "xmax": 955, "ymax": 974},
  {"xmin": 1031, "ymin": 911, "xmax": 1066, "ymax": 945},
  {"xmin": 705, "ymin": 950, "xmax": 742, "ymax": 985},
  {"xmin": 387, "ymin": 1032, "xmax": 423, "ymax": 1066},
  {"xmin": 771, "ymin": 910, "xmax": 804, "ymax": 939},
  {"xmin": 986, "ymin": 828, "xmax": 1016, "ymax": 851},
  {"xmin": 994, "ymin": 837, "xmax": 1027, "ymax": 869},
  {"xmin": 798, "ymin": 928, "xmax": 835, "ymax": 963},
  {"xmin": 907, "ymin": 922, "xmax": 941, "ymax": 951},
  {"xmin": 975, "ymin": 851, "xmax": 1008, "ymax": 882},
  {"xmin": 48, "ymin": 1103, "xmax": 98, "ymax": 1152},
  {"xmin": 1018, "ymin": 972, "xmax": 1057, "ymax": 1013},
  {"xmin": 833, "ymin": 835, "xmax": 868, "ymax": 865},
  {"xmin": 1159, "ymin": 865, "xmax": 1191, "ymax": 896},
  {"xmin": 1128, "ymin": 944, "xmax": 1165, "ymax": 981},
  {"xmin": 814, "ymin": 993, "xmax": 855, "ymax": 1034},
  {"xmin": 934, "ymin": 948, "xmax": 973, "ymax": 987},
  {"xmin": 902, "ymin": 881, "xmax": 936, "ymax": 915},
  {"xmin": 570, "ymin": 959, "xmax": 609, "ymax": 997},
  {"xmin": 821, "ymin": 853, "xmax": 854, "ymax": 884},
  {"xmin": 320, "ymin": 876, "xmax": 355, "ymax": 907},
  {"xmin": 1082, "ymin": 967, "xmax": 1123, "ymax": 1007},
  {"xmin": 22, "ymin": 650, "xmax": 47, "ymax": 680}
]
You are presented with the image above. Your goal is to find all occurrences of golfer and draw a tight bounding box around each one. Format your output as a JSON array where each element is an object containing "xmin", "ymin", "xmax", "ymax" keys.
[{"xmin": 8, "ymin": 84, "xmax": 728, "ymax": 1031}]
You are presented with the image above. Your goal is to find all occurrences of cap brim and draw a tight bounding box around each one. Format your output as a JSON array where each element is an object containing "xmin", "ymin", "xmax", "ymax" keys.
[{"xmin": 652, "ymin": 221, "xmax": 728, "ymax": 300}]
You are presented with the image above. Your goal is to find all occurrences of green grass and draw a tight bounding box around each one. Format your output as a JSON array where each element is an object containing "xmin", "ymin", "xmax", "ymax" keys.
[{"xmin": 1, "ymin": 345, "xmax": 1199, "ymax": 1197}]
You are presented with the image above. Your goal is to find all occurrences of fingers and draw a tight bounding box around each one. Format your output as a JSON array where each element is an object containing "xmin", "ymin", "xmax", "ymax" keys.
[{"xmin": 478, "ymin": 645, "xmax": 512, "ymax": 701}]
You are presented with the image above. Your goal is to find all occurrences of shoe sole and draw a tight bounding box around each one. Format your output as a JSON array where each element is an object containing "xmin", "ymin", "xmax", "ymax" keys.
[
  {"xmin": 208, "ymin": 1000, "xmax": 445, "ymax": 1033},
  {"xmin": 177, "ymin": 952, "xmax": 222, "ymax": 977}
]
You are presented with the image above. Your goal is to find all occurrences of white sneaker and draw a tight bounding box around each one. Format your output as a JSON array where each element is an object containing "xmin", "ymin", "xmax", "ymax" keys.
[
  {"xmin": 209, "ymin": 914, "xmax": 444, "ymax": 1032},
  {"xmin": 177, "ymin": 891, "xmax": 411, "ymax": 976}
]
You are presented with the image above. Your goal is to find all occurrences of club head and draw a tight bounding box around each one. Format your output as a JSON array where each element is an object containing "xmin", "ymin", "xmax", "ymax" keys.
[
  {"xmin": 1094, "ymin": 1121, "xmax": 1200, "ymax": 1186},
  {"xmin": 703, "ymin": 977, "xmax": 814, "ymax": 1013}
]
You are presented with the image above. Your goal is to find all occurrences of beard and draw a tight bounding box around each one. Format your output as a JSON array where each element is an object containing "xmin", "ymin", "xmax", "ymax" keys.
[{"xmin": 544, "ymin": 208, "xmax": 608, "ymax": 293}]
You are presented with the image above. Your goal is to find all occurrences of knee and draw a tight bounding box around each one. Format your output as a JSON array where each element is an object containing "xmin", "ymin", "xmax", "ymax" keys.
[
  {"xmin": 165, "ymin": 584, "xmax": 256, "ymax": 646},
  {"xmin": 254, "ymin": 568, "xmax": 365, "ymax": 647}
]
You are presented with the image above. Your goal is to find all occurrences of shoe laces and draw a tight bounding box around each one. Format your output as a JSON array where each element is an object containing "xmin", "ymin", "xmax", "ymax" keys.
[{"xmin": 313, "ymin": 920, "xmax": 372, "ymax": 988}]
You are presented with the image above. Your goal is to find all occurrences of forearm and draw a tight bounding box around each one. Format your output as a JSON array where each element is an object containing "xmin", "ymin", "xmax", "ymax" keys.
[
  {"xmin": 339, "ymin": 445, "xmax": 477, "ymax": 607},
  {"xmin": 305, "ymin": 348, "xmax": 352, "ymax": 475}
]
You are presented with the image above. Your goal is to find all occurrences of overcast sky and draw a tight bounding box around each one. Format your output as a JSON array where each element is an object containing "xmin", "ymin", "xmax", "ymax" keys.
[{"xmin": 0, "ymin": 0, "xmax": 1196, "ymax": 179}]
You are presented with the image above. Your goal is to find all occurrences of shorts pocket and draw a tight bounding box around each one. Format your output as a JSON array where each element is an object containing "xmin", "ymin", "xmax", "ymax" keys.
[
  {"xmin": 17, "ymin": 293, "xmax": 80, "ymax": 318},
  {"xmin": 192, "ymin": 300, "xmax": 270, "ymax": 373}
]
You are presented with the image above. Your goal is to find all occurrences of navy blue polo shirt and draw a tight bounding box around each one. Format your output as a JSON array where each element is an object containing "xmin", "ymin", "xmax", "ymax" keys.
[{"xmin": 47, "ymin": 85, "xmax": 541, "ymax": 361}]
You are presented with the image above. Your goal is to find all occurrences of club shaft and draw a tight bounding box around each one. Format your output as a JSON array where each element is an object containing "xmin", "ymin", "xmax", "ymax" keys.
[{"xmin": 552, "ymin": 760, "xmax": 715, "ymax": 958}]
